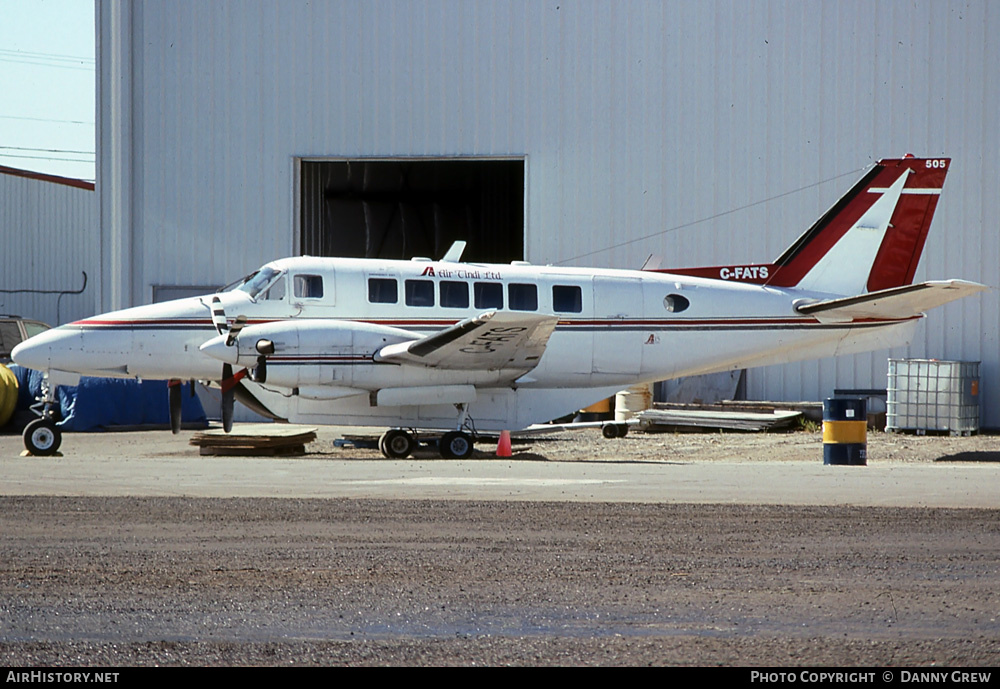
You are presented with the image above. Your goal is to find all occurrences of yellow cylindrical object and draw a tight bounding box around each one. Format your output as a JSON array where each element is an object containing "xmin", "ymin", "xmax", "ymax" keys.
[
  {"xmin": 823, "ymin": 398, "xmax": 867, "ymax": 466},
  {"xmin": 822, "ymin": 420, "xmax": 868, "ymax": 444},
  {"xmin": 0, "ymin": 365, "xmax": 19, "ymax": 428},
  {"xmin": 581, "ymin": 397, "xmax": 612, "ymax": 414}
]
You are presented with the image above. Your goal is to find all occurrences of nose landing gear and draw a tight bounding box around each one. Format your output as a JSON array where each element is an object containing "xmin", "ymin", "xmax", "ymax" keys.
[{"xmin": 23, "ymin": 378, "xmax": 62, "ymax": 456}]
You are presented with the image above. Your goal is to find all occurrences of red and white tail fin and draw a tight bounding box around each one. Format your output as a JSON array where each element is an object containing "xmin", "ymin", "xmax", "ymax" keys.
[{"xmin": 661, "ymin": 156, "xmax": 950, "ymax": 294}]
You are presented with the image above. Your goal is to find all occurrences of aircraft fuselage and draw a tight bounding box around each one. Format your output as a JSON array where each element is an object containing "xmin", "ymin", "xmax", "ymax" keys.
[{"xmin": 12, "ymin": 256, "xmax": 919, "ymax": 432}]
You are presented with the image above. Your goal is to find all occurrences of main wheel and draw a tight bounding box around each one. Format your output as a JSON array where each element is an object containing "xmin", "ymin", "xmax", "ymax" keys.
[
  {"xmin": 24, "ymin": 419, "xmax": 61, "ymax": 456},
  {"xmin": 439, "ymin": 431, "xmax": 473, "ymax": 459},
  {"xmin": 602, "ymin": 423, "xmax": 620, "ymax": 439},
  {"xmin": 380, "ymin": 429, "xmax": 415, "ymax": 458}
]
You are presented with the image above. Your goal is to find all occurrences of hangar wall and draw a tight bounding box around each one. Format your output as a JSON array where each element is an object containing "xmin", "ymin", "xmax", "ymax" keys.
[
  {"xmin": 96, "ymin": 1, "xmax": 1000, "ymax": 425},
  {"xmin": 0, "ymin": 167, "xmax": 96, "ymax": 327}
]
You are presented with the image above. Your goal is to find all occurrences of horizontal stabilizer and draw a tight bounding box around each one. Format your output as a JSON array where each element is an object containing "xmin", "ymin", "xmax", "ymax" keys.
[
  {"xmin": 375, "ymin": 310, "xmax": 559, "ymax": 372},
  {"xmin": 794, "ymin": 280, "xmax": 988, "ymax": 323}
]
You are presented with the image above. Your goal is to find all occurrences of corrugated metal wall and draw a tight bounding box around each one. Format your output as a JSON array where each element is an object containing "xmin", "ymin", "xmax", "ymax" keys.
[
  {"xmin": 0, "ymin": 171, "xmax": 96, "ymax": 327},
  {"xmin": 99, "ymin": 0, "xmax": 1000, "ymax": 424}
]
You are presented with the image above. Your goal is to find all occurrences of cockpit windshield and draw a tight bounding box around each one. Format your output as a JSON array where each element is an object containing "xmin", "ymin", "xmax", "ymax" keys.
[{"xmin": 222, "ymin": 266, "xmax": 284, "ymax": 300}]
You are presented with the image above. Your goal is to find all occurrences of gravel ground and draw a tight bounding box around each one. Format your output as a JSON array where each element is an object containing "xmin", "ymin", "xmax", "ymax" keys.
[{"xmin": 1, "ymin": 426, "xmax": 998, "ymax": 666}]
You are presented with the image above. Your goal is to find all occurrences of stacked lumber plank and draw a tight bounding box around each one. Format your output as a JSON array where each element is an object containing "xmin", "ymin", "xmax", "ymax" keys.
[
  {"xmin": 636, "ymin": 408, "xmax": 802, "ymax": 433},
  {"xmin": 190, "ymin": 425, "xmax": 318, "ymax": 456}
]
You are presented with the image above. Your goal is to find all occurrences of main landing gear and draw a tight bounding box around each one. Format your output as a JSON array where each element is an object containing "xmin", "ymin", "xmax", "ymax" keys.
[
  {"xmin": 377, "ymin": 403, "xmax": 476, "ymax": 460},
  {"xmin": 23, "ymin": 379, "xmax": 62, "ymax": 456},
  {"xmin": 377, "ymin": 429, "xmax": 476, "ymax": 460},
  {"xmin": 439, "ymin": 430, "xmax": 474, "ymax": 459}
]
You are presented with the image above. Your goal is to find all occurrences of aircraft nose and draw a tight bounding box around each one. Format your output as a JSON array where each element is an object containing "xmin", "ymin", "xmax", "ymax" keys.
[
  {"xmin": 10, "ymin": 328, "xmax": 68, "ymax": 371},
  {"xmin": 11, "ymin": 323, "xmax": 135, "ymax": 376},
  {"xmin": 199, "ymin": 334, "xmax": 239, "ymax": 364}
]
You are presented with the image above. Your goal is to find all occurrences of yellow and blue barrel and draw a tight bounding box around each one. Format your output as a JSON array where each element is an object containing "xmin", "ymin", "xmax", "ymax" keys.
[{"xmin": 823, "ymin": 398, "xmax": 867, "ymax": 465}]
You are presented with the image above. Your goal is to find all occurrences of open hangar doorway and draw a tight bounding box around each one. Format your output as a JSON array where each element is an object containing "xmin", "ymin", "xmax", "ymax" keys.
[{"xmin": 300, "ymin": 158, "xmax": 525, "ymax": 262}]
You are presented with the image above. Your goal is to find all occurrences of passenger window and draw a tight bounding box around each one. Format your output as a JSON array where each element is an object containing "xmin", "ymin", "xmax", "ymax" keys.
[
  {"xmin": 440, "ymin": 280, "xmax": 469, "ymax": 308},
  {"xmin": 294, "ymin": 274, "xmax": 324, "ymax": 299},
  {"xmin": 508, "ymin": 283, "xmax": 538, "ymax": 311},
  {"xmin": 474, "ymin": 282, "xmax": 503, "ymax": 309},
  {"xmin": 405, "ymin": 279, "xmax": 435, "ymax": 307},
  {"xmin": 552, "ymin": 285, "xmax": 582, "ymax": 313},
  {"xmin": 368, "ymin": 277, "xmax": 398, "ymax": 304}
]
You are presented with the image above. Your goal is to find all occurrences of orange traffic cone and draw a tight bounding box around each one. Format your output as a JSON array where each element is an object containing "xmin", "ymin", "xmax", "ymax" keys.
[{"xmin": 496, "ymin": 430, "xmax": 512, "ymax": 458}]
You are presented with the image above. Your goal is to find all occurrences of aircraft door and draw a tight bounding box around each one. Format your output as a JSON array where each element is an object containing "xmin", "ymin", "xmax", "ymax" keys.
[
  {"xmin": 592, "ymin": 277, "xmax": 643, "ymax": 375},
  {"xmin": 288, "ymin": 270, "xmax": 336, "ymax": 317}
]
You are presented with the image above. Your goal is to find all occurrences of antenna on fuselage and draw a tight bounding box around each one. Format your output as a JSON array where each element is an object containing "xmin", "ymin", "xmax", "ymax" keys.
[{"xmin": 440, "ymin": 241, "xmax": 467, "ymax": 262}]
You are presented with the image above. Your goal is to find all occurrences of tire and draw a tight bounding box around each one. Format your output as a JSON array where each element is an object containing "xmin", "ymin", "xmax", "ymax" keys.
[
  {"xmin": 439, "ymin": 431, "xmax": 473, "ymax": 459},
  {"xmin": 602, "ymin": 423, "xmax": 620, "ymax": 439},
  {"xmin": 24, "ymin": 419, "xmax": 61, "ymax": 456},
  {"xmin": 380, "ymin": 429, "xmax": 415, "ymax": 458},
  {"xmin": 616, "ymin": 423, "xmax": 629, "ymax": 438}
]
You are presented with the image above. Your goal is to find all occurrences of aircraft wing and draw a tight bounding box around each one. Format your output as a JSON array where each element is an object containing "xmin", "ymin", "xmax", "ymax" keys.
[
  {"xmin": 375, "ymin": 311, "xmax": 559, "ymax": 372},
  {"xmin": 795, "ymin": 280, "xmax": 989, "ymax": 323}
]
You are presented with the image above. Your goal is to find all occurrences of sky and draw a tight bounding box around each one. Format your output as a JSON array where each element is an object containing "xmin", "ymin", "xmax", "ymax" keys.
[{"xmin": 0, "ymin": 0, "xmax": 95, "ymax": 182}]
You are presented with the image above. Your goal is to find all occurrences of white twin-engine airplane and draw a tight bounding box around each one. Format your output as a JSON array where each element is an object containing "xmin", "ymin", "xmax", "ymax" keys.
[{"xmin": 12, "ymin": 156, "xmax": 987, "ymax": 457}]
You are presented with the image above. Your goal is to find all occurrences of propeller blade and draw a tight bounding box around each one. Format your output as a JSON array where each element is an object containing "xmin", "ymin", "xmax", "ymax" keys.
[
  {"xmin": 210, "ymin": 296, "xmax": 228, "ymax": 335},
  {"xmin": 225, "ymin": 315, "xmax": 247, "ymax": 347},
  {"xmin": 222, "ymin": 389, "xmax": 234, "ymax": 433},
  {"xmin": 220, "ymin": 364, "xmax": 248, "ymax": 434},
  {"xmin": 168, "ymin": 379, "xmax": 182, "ymax": 434},
  {"xmin": 221, "ymin": 364, "xmax": 235, "ymax": 433}
]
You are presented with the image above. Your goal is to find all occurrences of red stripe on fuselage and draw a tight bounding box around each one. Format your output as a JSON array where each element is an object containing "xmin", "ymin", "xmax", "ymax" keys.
[{"xmin": 66, "ymin": 315, "xmax": 916, "ymax": 332}]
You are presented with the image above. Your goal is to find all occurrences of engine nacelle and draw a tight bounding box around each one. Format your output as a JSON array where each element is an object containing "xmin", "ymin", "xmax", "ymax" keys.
[{"xmin": 200, "ymin": 319, "xmax": 417, "ymax": 387}]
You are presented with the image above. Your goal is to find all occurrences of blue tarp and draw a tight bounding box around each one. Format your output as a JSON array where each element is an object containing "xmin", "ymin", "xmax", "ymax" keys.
[{"xmin": 9, "ymin": 365, "xmax": 207, "ymax": 432}]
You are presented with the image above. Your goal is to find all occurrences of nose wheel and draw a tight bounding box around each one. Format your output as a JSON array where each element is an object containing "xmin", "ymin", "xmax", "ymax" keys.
[{"xmin": 24, "ymin": 418, "xmax": 62, "ymax": 456}]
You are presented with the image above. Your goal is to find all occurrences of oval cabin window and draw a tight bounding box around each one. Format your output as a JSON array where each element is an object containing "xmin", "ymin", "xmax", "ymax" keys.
[{"xmin": 663, "ymin": 294, "xmax": 689, "ymax": 313}]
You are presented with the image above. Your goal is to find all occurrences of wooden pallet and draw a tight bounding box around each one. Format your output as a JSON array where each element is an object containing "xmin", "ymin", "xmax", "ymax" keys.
[{"xmin": 190, "ymin": 425, "xmax": 318, "ymax": 456}]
